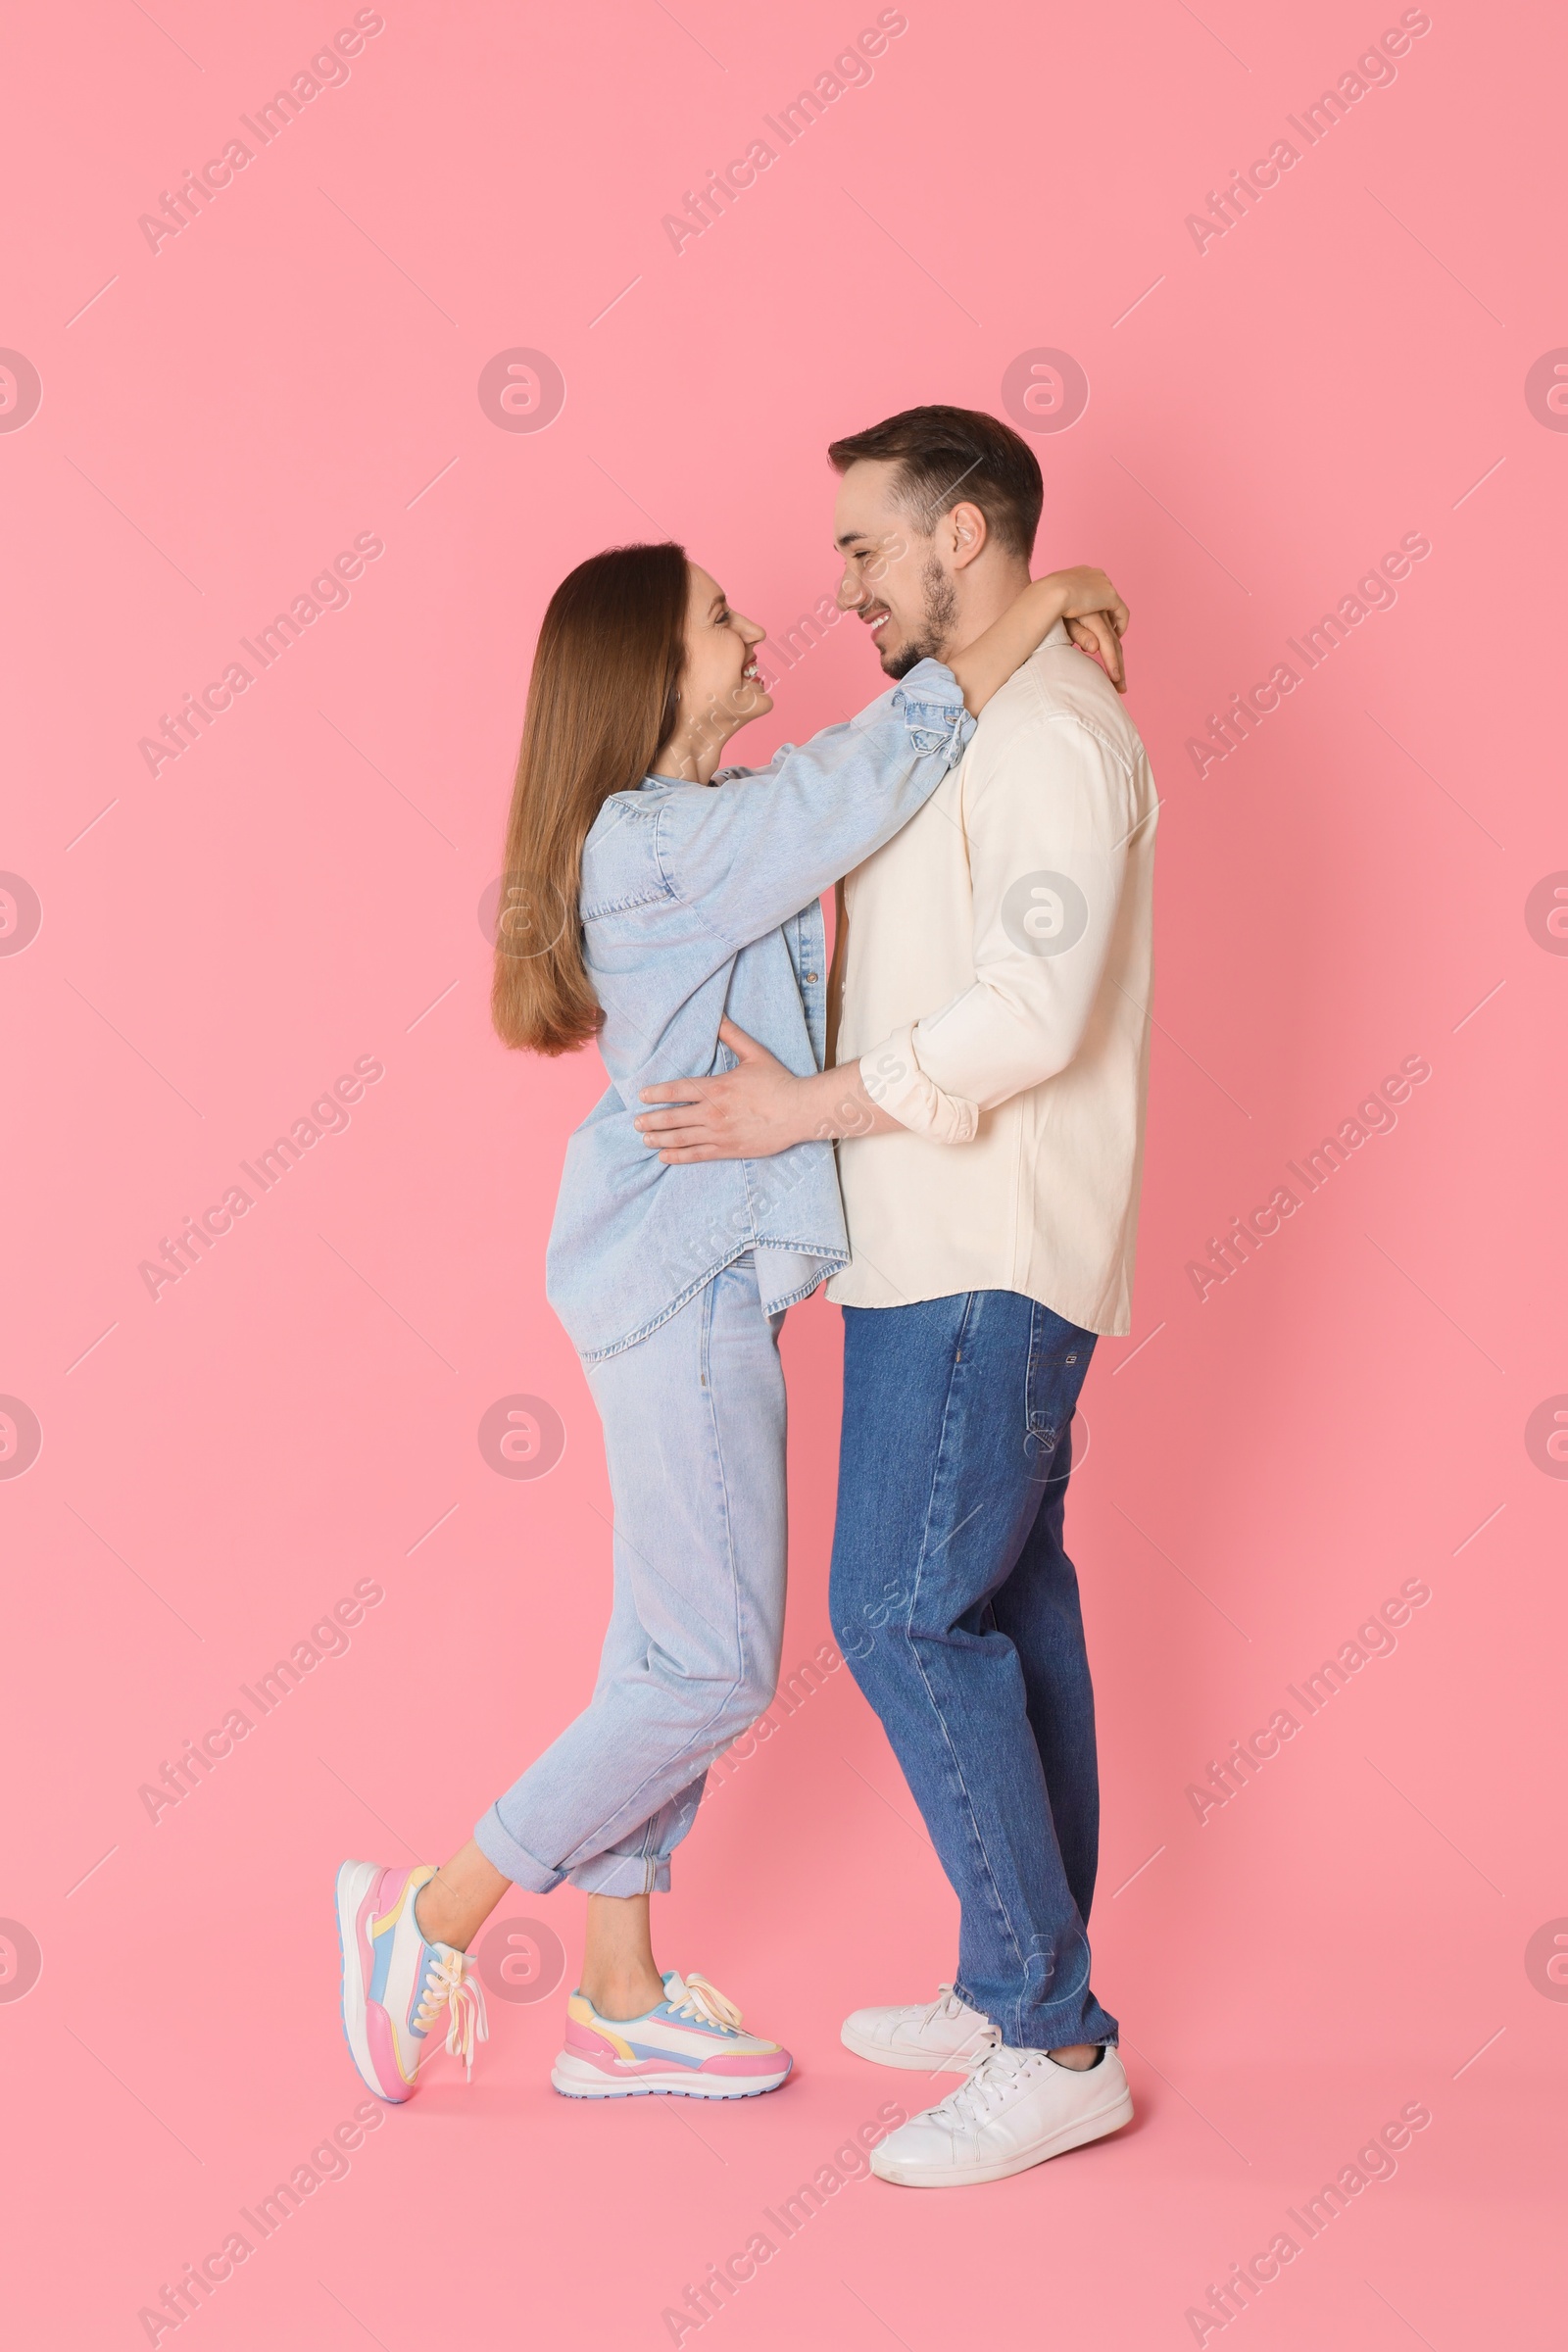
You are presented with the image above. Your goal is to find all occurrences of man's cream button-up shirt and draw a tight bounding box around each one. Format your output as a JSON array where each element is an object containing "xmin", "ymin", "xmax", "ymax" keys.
[{"xmin": 828, "ymin": 623, "xmax": 1158, "ymax": 1337}]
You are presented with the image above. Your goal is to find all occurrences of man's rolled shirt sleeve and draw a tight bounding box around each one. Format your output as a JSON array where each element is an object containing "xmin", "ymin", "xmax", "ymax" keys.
[
  {"xmin": 858, "ymin": 1024, "xmax": 979, "ymax": 1141},
  {"xmin": 857, "ymin": 710, "xmax": 1135, "ymax": 1132}
]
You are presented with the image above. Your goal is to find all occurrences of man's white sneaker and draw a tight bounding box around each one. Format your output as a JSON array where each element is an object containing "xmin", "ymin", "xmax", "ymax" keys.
[
  {"xmin": 869, "ymin": 2042, "xmax": 1134, "ymax": 2186},
  {"xmin": 841, "ymin": 1984, "xmax": 999, "ymax": 2074}
]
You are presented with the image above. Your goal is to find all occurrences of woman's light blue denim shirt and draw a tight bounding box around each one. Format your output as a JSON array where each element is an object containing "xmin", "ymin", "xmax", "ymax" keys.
[{"xmin": 545, "ymin": 660, "xmax": 972, "ymax": 1361}]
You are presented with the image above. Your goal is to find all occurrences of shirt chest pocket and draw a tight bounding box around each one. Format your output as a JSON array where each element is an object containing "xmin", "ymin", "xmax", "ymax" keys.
[{"xmin": 579, "ymin": 806, "xmax": 676, "ymax": 923}]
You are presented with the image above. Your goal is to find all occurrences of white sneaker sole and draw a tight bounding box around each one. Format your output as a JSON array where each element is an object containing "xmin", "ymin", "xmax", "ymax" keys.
[
  {"xmin": 840, "ymin": 2018, "xmax": 995, "ymax": 2073},
  {"xmin": 870, "ymin": 2088, "xmax": 1135, "ymax": 2185},
  {"xmin": 334, "ymin": 1860, "xmax": 382, "ymax": 2095},
  {"xmin": 551, "ymin": 2050, "xmax": 791, "ymax": 2101}
]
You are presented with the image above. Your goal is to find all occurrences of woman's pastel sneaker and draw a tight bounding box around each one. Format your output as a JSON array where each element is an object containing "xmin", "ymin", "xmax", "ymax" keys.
[
  {"xmin": 870, "ymin": 2043, "xmax": 1133, "ymax": 2186},
  {"xmin": 335, "ymin": 1860, "xmax": 488, "ymax": 2103},
  {"xmin": 551, "ymin": 1971, "xmax": 792, "ymax": 2099},
  {"xmin": 841, "ymin": 1984, "xmax": 999, "ymax": 2073}
]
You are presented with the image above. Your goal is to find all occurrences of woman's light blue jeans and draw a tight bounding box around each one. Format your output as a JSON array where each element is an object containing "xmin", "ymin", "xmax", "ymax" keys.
[{"xmin": 474, "ymin": 1254, "xmax": 787, "ymax": 1895}]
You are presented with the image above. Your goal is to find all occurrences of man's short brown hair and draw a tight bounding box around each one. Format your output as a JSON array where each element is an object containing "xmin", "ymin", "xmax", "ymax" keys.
[{"xmin": 827, "ymin": 404, "xmax": 1043, "ymax": 561}]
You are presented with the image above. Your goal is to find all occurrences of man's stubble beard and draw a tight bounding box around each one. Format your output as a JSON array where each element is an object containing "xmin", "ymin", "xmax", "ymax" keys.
[{"xmin": 880, "ymin": 554, "xmax": 959, "ymax": 680}]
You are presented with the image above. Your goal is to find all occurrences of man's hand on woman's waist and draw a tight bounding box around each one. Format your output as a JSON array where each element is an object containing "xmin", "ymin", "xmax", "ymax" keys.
[{"xmin": 634, "ymin": 1018, "xmax": 903, "ymax": 1162}]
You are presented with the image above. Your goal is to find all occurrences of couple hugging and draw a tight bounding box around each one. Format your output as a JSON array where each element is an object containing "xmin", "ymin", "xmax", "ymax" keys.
[{"xmin": 336, "ymin": 402, "xmax": 1158, "ymax": 2189}]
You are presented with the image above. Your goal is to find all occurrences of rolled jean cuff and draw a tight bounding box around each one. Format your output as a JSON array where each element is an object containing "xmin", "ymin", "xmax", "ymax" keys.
[
  {"xmin": 568, "ymin": 1850, "xmax": 672, "ymax": 1896},
  {"xmin": 473, "ymin": 1803, "xmax": 564, "ymax": 1894},
  {"xmin": 955, "ymin": 1981, "xmax": 1120, "ymax": 2052}
]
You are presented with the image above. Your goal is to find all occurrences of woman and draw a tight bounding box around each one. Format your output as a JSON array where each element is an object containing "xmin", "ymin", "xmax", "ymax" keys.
[{"xmin": 336, "ymin": 540, "xmax": 1127, "ymax": 2103}]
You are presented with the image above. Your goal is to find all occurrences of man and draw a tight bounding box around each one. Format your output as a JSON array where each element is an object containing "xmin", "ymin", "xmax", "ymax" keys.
[{"xmin": 635, "ymin": 405, "xmax": 1157, "ymax": 2186}]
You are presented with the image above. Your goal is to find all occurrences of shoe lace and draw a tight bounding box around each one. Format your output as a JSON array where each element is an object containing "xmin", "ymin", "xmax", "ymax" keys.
[
  {"xmin": 416, "ymin": 1948, "xmax": 490, "ymax": 2082},
  {"xmin": 929, "ymin": 2044, "xmax": 1043, "ymax": 2128},
  {"xmin": 670, "ymin": 1974, "xmax": 744, "ymax": 2033},
  {"xmin": 919, "ymin": 1985, "xmax": 1000, "ymax": 2063}
]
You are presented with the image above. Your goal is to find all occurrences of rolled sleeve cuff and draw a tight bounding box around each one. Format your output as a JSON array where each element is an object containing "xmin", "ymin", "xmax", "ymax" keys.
[
  {"xmin": 858, "ymin": 1026, "xmax": 978, "ymax": 1143},
  {"xmin": 890, "ymin": 659, "xmax": 973, "ymax": 757}
]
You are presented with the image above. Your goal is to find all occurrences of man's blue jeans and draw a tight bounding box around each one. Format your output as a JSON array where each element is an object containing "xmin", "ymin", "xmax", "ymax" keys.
[{"xmin": 830, "ymin": 1290, "xmax": 1119, "ymax": 2052}]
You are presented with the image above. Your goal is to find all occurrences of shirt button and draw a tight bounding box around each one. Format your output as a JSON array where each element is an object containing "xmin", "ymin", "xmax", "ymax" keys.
[{"xmin": 805, "ymin": 971, "xmax": 819, "ymax": 984}]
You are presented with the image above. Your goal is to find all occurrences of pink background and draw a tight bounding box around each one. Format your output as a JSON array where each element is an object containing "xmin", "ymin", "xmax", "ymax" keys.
[{"xmin": 3, "ymin": 1, "xmax": 1565, "ymax": 2345}]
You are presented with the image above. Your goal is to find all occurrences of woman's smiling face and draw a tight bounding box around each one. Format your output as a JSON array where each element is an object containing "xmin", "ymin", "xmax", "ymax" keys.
[{"xmin": 659, "ymin": 564, "xmax": 771, "ymax": 779}]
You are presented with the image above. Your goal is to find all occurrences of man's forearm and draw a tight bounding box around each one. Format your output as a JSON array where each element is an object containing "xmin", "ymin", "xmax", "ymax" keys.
[{"xmin": 799, "ymin": 1061, "xmax": 905, "ymax": 1142}]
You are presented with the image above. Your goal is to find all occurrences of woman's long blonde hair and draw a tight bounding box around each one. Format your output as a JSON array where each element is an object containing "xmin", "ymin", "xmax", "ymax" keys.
[{"xmin": 492, "ymin": 542, "xmax": 688, "ymax": 1054}]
